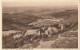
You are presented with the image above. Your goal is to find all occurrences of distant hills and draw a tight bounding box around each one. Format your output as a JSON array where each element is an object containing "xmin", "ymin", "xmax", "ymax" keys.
[
  {"xmin": 2, "ymin": 8, "xmax": 78, "ymax": 31},
  {"xmin": 42, "ymin": 9, "xmax": 78, "ymax": 19},
  {"xmin": 2, "ymin": 13, "xmax": 40, "ymax": 31}
]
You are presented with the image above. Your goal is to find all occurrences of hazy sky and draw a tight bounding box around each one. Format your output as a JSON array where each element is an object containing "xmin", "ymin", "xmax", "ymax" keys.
[{"xmin": 2, "ymin": 0, "xmax": 78, "ymax": 7}]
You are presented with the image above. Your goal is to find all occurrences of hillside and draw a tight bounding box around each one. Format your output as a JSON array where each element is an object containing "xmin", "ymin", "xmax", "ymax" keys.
[
  {"xmin": 2, "ymin": 13, "xmax": 39, "ymax": 31},
  {"xmin": 2, "ymin": 8, "xmax": 78, "ymax": 31}
]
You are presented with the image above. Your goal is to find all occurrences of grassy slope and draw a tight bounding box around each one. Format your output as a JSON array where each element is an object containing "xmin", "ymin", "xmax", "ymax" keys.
[{"xmin": 2, "ymin": 13, "xmax": 40, "ymax": 31}]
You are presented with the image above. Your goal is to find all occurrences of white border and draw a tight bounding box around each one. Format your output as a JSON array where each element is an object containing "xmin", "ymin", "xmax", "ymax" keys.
[{"xmin": 0, "ymin": 0, "xmax": 80, "ymax": 50}]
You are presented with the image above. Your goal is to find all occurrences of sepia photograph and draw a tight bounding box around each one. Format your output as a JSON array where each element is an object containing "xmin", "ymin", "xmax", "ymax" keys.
[{"xmin": 2, "ymin": 0, "xmax": 78, "ymax": 49}]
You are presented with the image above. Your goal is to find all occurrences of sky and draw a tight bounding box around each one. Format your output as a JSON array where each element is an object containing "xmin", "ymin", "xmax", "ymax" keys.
[{"xmin": 2, "ymin": 0, "xmax": 78, "ymax": 7}]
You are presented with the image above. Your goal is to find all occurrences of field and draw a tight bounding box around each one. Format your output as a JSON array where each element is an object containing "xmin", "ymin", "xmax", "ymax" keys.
[{"xmin": 2, "ymin": 7, "xmax": 78, "ymax": 48}]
